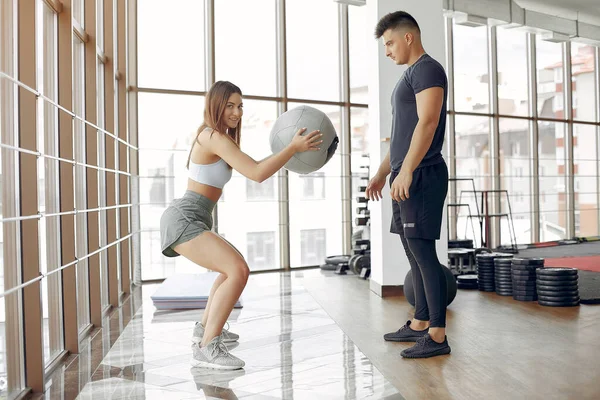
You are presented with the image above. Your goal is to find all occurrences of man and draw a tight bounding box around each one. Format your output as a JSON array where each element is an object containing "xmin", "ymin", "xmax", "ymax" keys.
[{"xmin": 365, "ymin": 11, "xmax": 450, "ymax": 359}]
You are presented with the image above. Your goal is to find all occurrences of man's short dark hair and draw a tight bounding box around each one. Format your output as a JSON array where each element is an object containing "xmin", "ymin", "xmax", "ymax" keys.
[{"xmin": 374, "ymin": 11, "xmax": 420, "ymax": 39}]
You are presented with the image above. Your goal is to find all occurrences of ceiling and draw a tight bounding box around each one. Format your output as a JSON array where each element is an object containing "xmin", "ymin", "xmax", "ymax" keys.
[{"xmin": 515, "ymin": 0, "xmax": 600, "ymax": 25}]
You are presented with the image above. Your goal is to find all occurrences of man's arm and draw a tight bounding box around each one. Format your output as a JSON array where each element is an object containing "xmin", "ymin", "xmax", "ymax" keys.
[
  {"xmin": 400, "ymin": 86, "xmax": 444, "ymax": 174},
  {"xmin": 375, "ymin": 149, "xmax": 391, "ymax": 178}
]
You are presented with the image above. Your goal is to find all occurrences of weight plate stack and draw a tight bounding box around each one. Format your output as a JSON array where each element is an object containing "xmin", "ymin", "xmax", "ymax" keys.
[
  {"xmin": 476, "ymin": 252, "xmax": 513, "ymax": 292},
  {"xmin": 449, "ymin": 239, "xmax": 474, "ymax": 249},
  {"xmin": 536, "ymin": 267, "xmax": 580, "ymax": 307},
  {"xmin": 494, "ymin": 257, "xmax": 514, "ymax": 296},
  {"xmin": 511, "ymin": 257, "xmax": 545, "ymax": 301},
  {"xmin": 457, "ymin": 274, "xmax": 478, "ymax": 290}
]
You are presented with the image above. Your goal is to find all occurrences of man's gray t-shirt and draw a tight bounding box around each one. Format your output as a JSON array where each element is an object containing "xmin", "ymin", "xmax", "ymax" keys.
[{"xmin": 390, "ymin": 54, "xmax": 447, "ymax": 172}]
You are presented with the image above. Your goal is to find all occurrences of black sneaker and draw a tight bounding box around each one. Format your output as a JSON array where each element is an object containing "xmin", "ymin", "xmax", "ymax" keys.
[
  {"xmin": 383, "ymin": 320, "xmax": 429, "ymax": 342},
  {"xmin": 400, "ymin": 334, "xmax": 451, "ymax": 359}
]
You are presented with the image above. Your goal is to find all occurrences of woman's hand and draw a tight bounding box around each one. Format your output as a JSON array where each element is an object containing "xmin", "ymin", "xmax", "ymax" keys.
[{"xmin": 290, "ymin": 128, "xmax": 323, "ymax": 153}]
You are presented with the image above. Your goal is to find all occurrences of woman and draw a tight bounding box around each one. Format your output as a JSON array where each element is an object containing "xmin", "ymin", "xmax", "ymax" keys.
[{"xmin": 160, "ymin": 81, "xmax": 322, "ymax": 370}]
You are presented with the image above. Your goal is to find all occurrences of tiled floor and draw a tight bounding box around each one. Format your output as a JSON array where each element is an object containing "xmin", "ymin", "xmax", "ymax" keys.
[{"xmin": 53, "ymin": 271, "xmax": 400, "ymax": 400}]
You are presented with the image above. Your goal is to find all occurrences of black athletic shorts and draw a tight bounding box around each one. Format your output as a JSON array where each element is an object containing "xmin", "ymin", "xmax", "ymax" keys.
[{"xmin": 390, "ymin": 160, "xmax": 448, "ymax": 240}]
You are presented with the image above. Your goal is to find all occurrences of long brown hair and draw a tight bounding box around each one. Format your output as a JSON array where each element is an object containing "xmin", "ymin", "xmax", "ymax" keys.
[{"xmin": 187, "ymin": 81, "xmax": 243, "ymax": 168}]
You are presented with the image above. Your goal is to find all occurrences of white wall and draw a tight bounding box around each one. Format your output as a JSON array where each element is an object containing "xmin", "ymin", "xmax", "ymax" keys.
[{"xmin": 367, "ymin": 0, "xmax": 448, "ymax": 293}]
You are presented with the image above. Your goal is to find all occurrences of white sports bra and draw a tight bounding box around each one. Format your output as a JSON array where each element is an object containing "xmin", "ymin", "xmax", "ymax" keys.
[{"xmin": 188, "ymin": 158, "xmax": 232, "ymax": 189}]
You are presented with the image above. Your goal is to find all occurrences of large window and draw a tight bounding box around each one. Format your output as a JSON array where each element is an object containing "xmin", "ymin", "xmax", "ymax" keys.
[
  {"xmin": 135, "ymin": 2, "xmax": 368, "ymax": 276},
  {"xmin": 449, "ymin": 17, "xmax": 600, "ymax": 244}
]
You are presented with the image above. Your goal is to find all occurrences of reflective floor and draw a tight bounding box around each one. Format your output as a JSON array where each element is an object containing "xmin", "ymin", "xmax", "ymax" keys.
[{"xmin": 43, "ymin": 271, "xmax": 400, "ymax": 400}]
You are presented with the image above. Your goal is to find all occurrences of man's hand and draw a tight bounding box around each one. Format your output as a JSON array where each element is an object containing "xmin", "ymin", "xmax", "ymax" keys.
[
  {"xmin": 365, "ymin": 173, "xmax": 387, "ymax": 201},
  {"xmin": 390, "ymin": 169, "xmax": 413, "ymax": 202}
]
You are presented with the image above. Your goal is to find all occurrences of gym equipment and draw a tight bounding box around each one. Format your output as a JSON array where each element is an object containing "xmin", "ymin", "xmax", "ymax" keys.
[
  {"xmin": 404, "ymin": 264, "xmax": 458, "ymax": 307},
  {"xmin": 320, "ymin": 255, "xmax": 351, "ymax": 271},
  {"xmin": 349, "ymin": 253, "xmax": 370, "ymax": 275},
  {"xmin": 536, "ymin": 267, "xmax": 580, "ymax": 307},
  {"xmin": 269, "ymin": 105, "xmax": 339, "ymax": 174},
  {"xmin": 511, "ymin": 257, "xmax": 545, "ymax": 301},
  {"xmin": 457, "ymin": 274, "xmax": 478, "ymax": 290}
]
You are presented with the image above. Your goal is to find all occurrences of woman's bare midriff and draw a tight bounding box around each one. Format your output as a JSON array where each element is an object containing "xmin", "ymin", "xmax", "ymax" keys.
[{"xmin": 187, "ymin": 179, "xmax": 223, "ymax": 203}]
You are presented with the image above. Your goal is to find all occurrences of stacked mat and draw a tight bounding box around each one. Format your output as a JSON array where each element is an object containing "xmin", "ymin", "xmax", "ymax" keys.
[
  {"xmin": 536, "ymin": 267, "xmax": 580, "ymax": 307},
  {"xmin": 511, "ymin": 257, "xmax": 544, "ymax": 301},
  {"xmin": 151, "ymin": 272, "xmax": 243, "ymax": 310}
]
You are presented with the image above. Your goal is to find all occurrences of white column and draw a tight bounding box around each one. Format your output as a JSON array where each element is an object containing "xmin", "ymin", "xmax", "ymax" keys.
[{"xmin": 367, "ymin": 0, "xmax": 448, "ymax": 295}]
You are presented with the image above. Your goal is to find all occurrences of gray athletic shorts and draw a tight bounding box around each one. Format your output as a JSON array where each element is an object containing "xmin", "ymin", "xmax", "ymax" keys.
[{"xmin": 160, "ymin": 190, "xmax": 216, "ymax": 257}]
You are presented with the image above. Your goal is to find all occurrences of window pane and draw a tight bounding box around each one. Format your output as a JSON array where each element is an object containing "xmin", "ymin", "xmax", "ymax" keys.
[
  {"xmin": 72, "ymin": 0, "xmax": 84, "ymax": 27},
  {"xmin": 571, "ymin": 43, "xmax": 596, "ymax": 122},
  {"xmin": 286, "ymin": 0, "xmax": 340, "ymax": 101},
  {"xmin": 73, "ymin": 37, "xmax": 90, "ymax": 332},
  {"xmin": 453, "ymin": 21, "xmax": 489, "ymax": 113},
  {"xmin": 96, "ymin": 0, "xmax": 103, "ymax": 51},
  {"xmin": 0, "ymin": 0, "xmax": 25, "ymax": 394},
  {"xmin": 217, "ymin": 100, "xmax": 281, "ymax": 272},
  {"xmin": 215, "ymin": 0, "xmax": 276, "ymax": 96},
  {"xmin": 499, "ymin": 119, "xmax": 531, "ymax": 244},
  {"xmin": 349, "ymin": 5, "xmax": 368, "ymax": 104},
  {"xmin": 574, "ymin": 124, "xmax": 598, "ymax": 236},
  {"xmin": 38, "ymin": 3, "xmax": 64, "ymax": 365},
  {"xmin": 137, "ymin": 0, "xmax": 205, "ymax": 91},
  {"xmin": 497, "ymin": 27, "xmax": 528, "ymax": 117},
  {"xmin": 138, "ymin": 92, "xmax": 204, "ymax": 280},
  {"xmin": 538, "ymin": 121, "xmax": 567, "ymax": 240},
  {"xmin": 97, "ymin": 57, "xmax": 109, "ymax": 310},
  {"xmin": 536, "ymin": 37, "xmax": 564, "ymax": 119},
  {"xmin": 454, "ymin": 116, "xmax": 490, "ymax": 245},
  {"xmin": 288, "ymin": 103, "xmax": 342, "ymax": 267},
  {"xmin": 351, "ymin": 107, "xmax": 370, "ymax": 241}
]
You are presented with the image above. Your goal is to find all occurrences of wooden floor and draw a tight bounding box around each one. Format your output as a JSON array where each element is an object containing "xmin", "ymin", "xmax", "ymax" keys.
[{"xmin": 301, "ymin": 269, "xmax": 600, "ymax": 400}]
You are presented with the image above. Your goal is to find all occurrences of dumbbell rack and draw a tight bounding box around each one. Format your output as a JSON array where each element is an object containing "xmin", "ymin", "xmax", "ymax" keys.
[{"xmin": 348, "ymin": 156, "xmax": 371, "ymax": 278}]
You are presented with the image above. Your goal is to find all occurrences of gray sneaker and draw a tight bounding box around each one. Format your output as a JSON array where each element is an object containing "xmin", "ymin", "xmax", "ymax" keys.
[
  {"xmin": 192, "ymin": 322, "xmax": 239, "ymax": 344},
  {"xmin": 191, "ymin": 336, "xmax": 245, "ymax": 370}
]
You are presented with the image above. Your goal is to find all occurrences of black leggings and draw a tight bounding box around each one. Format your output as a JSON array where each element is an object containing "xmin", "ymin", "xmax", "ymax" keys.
[{"xmin": 398, "ymin": 223, "xmax": 447, "ymax": 328}]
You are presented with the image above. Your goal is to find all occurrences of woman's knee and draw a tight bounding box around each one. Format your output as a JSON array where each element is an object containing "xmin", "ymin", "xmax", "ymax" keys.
[{"xmin": 229, "ymin": 259, "xmax": 250, "ymax": 284}]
